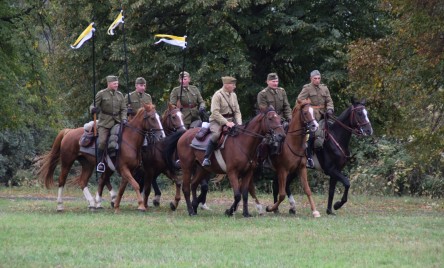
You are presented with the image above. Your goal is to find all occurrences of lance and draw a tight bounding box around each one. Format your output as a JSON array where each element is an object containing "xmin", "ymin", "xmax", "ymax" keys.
[
  {"xmin": 91, "ymin": 28, "xmax": 99, "ymax": 180},
  {"xmin": 178, "ymin": 43, "xmax": 186, "ymax": 110}
]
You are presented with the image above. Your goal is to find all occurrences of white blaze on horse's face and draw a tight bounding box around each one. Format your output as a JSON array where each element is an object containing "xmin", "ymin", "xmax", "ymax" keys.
[
  {"xmin": 177, "ymin": 111, "xmax": 185, "ymax": 129},
  {"xmin": 362, "ymin": 108, "xmax": 373, "ymax": 136},
  {"xmin": 155, "ymin": 113, "xmax": 166, "ymax": 138},
  {"xmin": 308, "ymin": 106, "xmax": 319, "ymax": 130}
]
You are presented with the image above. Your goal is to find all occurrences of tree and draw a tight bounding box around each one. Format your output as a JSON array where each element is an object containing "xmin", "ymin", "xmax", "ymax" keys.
[{"xmin": 346, "ymin": 0, "xmax": 444, "ymax": 165}]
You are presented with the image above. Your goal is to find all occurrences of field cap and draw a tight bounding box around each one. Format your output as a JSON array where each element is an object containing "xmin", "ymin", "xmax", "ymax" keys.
[
  {"xmin": 310, "ymin": 70, "xmax": 321, "ymax": 77},
  {"xmin": 135, "ymin": 77, "xmax": 146, "ymax": 84},
  {"xmin": 106, "ymin": 75, "xmax": 118, "ymax": 82},
  {"xmin": 221, "ymin": 76, "xmax": 237, "ymax": 84},
  {"xmin": 267, "ymin": 73, "xmax": 279, "ymax": 81},
  {"xmin": 179, "ymin": 71, "xmax": 190, "ymax": 78}
]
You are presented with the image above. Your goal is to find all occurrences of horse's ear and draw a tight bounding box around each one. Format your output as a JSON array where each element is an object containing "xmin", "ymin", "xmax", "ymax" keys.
[
  {"xmin": 258, "ymin": 104, "xmax": 268, "ymax": 113},
  {"xmin": 351, "ymin": 96, "xmax": 358, "ymax": 105},
  {"xmin": 361, "ymin": 98, "xmax": 367, "ymax": 105}
]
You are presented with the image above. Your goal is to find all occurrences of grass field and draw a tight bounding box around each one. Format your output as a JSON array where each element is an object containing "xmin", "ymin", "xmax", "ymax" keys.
[{"xmin": 1, "ymin": 186, "xmax": 443, "ymax": 267}]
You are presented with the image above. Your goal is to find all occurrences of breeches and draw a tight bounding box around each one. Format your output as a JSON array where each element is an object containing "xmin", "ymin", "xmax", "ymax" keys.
[
  {"xmin": 97, "ymin": 126, "xmax": 111, "ymax": 150},
  {"xmin": 209, "ymin": 121, "xmax": 222, "ymax": 143}
]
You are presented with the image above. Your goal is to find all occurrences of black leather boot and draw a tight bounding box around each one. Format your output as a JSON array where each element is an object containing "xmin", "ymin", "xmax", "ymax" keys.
[
  {"xmin": 96, "ymin": 149, "xmax": 106, "ymax": 173},
  {"xmin": 306, "ymin": 133, "xmax": 314, "ymax": 169},
  {"xmin": 202, "ymin": 141, "xmax": 216, "ymax": 166}
]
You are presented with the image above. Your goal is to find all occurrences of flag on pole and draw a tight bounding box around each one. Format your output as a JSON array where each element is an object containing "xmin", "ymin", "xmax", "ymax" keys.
[
  {"xmin": 70, "ymin": 23, "xmax": 95, "ymax": 49},
  {"xmin": 107, "ymin": 10, "xmax": 124, "ymax": 35},
  {"xmin": 154, "ymin": 34, "xmax": 187, "ymax": 49}
]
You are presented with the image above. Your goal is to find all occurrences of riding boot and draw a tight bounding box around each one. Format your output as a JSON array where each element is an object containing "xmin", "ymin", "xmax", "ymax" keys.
[
  {"xmin": 306, "ymin": 133, "xmax": 314, "ymax": 169},
  {"xmin": 202, "ymin": 141, "xmax": 216, "ymax": 166},
  {"xmin": 96, "ymin": 148, "xmax": 106, "ymax": 173}
]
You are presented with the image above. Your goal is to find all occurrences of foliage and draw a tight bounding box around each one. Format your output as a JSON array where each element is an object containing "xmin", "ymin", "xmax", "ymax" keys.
[{"xmin": 345, "ymin": 0, "xmax": 444, "ymax": 171}]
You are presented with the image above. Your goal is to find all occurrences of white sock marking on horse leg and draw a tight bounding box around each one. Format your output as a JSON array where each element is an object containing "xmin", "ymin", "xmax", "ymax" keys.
[
  {"xmin": 256, "ymin": 204, "xmax": 264, "ymax": 215},
  {"xmin": 95, "ymin": 192, "xmax": 102, "ymax": 208},
  {"xmin": 57, "ymin": 187, "xmax": 64, "ymax": 211},
  {"xmin": 82, "ymin": 187, "xmax": 95, "ymax": 207},
  {"xmin": 109, "ymin": 189, "xmax": 117, "ymax": 202},
  {"xmin": 288, "ymin": 195, "xmax": 296, "ymax": 208}
]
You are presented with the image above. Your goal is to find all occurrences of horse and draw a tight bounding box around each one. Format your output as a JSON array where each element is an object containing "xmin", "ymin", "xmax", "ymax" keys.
[
  {"xmin": 264, "ymin": 99, "xmax": 321, "ymax": 217},
  {"xmin": 176, "ymin": 107, "xmax": 286, "ymax": 216},
  {"xmin": 278, "ymin": 98, "xmax": 373, "ymax": 215},
  {"xmin": 94, "ymin": 103, "xmax": 186, "ymax": 210},
  {"xmin": 37, "ymin": 104, "xmax": 164, "ymax": 212}
]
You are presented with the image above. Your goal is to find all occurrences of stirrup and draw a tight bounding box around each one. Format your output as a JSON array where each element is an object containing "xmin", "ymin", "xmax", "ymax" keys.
[
  {"xmin": 202, "ymin": 158, "xmax": 211, "ymax": 167},
  {"xmin": 307, "ymin": 158, "xmax": 314, "ymax": 169},
  {"xmin": 96, "ymin": 162, "xmax": 106, "ymax": 173}
]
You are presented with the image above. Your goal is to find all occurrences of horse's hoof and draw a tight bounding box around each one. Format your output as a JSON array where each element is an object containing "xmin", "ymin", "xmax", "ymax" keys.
[
  {"xmin": 188, "ymin": 212, "xmax": 197, "ymax": 216},
  {"xmin": 225, "ymin": 209, "xmax": 234, "ymax": 217},
  {"xmin": 289, "ymin": 208, "xmax": 296, "ymax": 215},
  {"xmin": 95, "ymin": 206, "xmax": 104, "ymax": 209},
  {"xmin": 334, "ymin": 201, "xmax": 343, "ymax": 210},
  {"xmin": 326, "ymin": 209, "xmax": 336, "ymax": 215},
  {"xmin": 153, "ymin": 200, "xmax": 160, "ymax": 207},
  {"xmin": 243, "ymin": 213, "xmax": 252, "ymax": 218},
  {"xmin": 312, "ymin": 210, "xmax": 321, "ymax": 218},
  {"xmin": 169, "ymin": 202, "xmax": 177, "ymax": 211},
  {"xmin": 265, "ymin": 206, "xmax": 272, "ymax": 212},
  {"xmin": 111, "ymin": 202, "xmax": 115, "ymax": 208},
  {"xmin": 88, "ymin": 206, "xmax": 97, "ymax": 212}
]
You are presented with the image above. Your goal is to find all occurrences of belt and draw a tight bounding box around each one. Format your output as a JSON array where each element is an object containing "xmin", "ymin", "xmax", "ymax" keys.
[
  {"xmin": 102, "ymin": 111, "xmax": 120, "ymax": 116},
  {"xmin": 181, "ymin": 104, "xmax": 196, "ymax": 108},
  {"xmin": 312, "ymin": 105, "xmax": 325, "ymax": 109},
  {"xmin": 222, "ymin": 113, "xmax": 234, "ymax": 118}
]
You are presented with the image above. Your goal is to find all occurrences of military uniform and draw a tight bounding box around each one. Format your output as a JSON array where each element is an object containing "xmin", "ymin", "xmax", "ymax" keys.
[
  {"xmin": 208, "ymin": 88, "xmax": 242, "ymax": 143},
  {"xmin": 297, "ymin": 83, "xmax": 334, "ymax": 121},
  {"xmin": 169, "ymin": 85, "xmax": 205, "ymax": 128},
  {"xmin": 125, "ymin": 91, "xmax": 152, "ymax": 114},
  {"xmin": 90, "ymin": 88, "xmax": 127, "ymax": 150},
  {"xmin": 257, "ymin": 87, "xmax": 292, "ymax": 121}
]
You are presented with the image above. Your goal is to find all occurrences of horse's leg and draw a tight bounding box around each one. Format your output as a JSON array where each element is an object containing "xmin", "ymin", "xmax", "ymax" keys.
[
  {"xmin": 286, "ymin": 174, "xmax": 296, "ymax": 214},
  {"xmin": 225, "ymin": 172, "xmax": 241, "ymax": 216},
  {"xmin": 113, "ymin": 179, "xmax": 128, "ymax": 213},
  {"xmin": 151, "ymin": 176, "xmax": 161, "ymax": 207},
  {"xmin": 182, "ymin": 168, "xmax": 196, "ymax": 216},
  {"xmin": 77, "ymin": 159, "xmax": 95, "ymax": 210},
  {"xmin": 327, "ymin": 177, "xmax": 338, "ymax": 215},
  {"xmin": 197, "ymin": 178, "xmax": 209, "ymax": 210},
  {"xmin": 333, "ymin": 173, "xmax": 351, "ymax": 211},
  {"xmin": 248, "ymin": 179, "xmax": 264, "ymax": 215},
  {"xmin": 266, "ymin": 170, "xmax": 287, "ymax": 213},
  {"xmin": 191, "ymin": 176, "xmax": 202, "ymax": 213},
  {"xmin": 120, "ymin": 168, "xmax": 146, "ymax": 211},
  {"xmin": 241, "ymin": 172, "xmax": 254, "ymax": 217},
  {"xmin": 299, "ymin": 168, "xmax": 320, "ymax": 218},
  {"xmin": 56, "ymin": 155, "xmax": 77, "ymax": 211},
  {"xmin": 95, "ymin": 169, "xmax": 114, "ymax": 208}
]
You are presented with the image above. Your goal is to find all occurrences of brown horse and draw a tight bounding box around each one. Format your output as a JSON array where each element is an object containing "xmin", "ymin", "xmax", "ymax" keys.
[
  {"xmin": 177, "ymin": 107, "xmax": 286, "ymax": 216},
  {"xmin": 265, "ymin": 99, "xmax": 321, "ymax": 217},
  {"xmin": 37, "ymin": 104, "xmax": 163, "ymax": 212},
  {"xmin": 95, "ymin": 103, "xmax": 186, "ymax": 210}
]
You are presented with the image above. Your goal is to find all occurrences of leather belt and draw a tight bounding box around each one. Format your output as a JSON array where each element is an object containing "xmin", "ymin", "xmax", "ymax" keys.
[
  {"xmin": 222, "ymin": 113, "xmax": 234, "ymax": 118},
  {"xmin": 181, "ymin": 104, "xmax": 196, "ymax": 108},
  {"xmin": 102, "ymin": 111, "xmax": 120, "ymax": 116}
]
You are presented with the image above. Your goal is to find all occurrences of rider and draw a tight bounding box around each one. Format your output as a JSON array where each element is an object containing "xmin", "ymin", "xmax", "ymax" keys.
[
  {"xmin": 125, "ymin": 77, "xmax": 152, "ymax": 117},
  {"xmin": 169, "ymin": 71, "xmax": 206, "ymax": 128},
  {"xmin": 297, "ymin": 70, "xmax": 334, "ymax": 168},
  {"xmin": 202, "ymin": 76, "xmax": 242, "ymax": 166},
  {"xmin": 90, "ymin": 75, "xmax": 127, "ymax": 172}
]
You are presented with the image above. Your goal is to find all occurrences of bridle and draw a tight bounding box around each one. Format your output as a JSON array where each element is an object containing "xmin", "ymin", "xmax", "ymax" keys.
[
  {"xmin": 163, "ymin": 108, "xmax": 185, "ymax": 134},
  {"xmin": 287, "ymin": 102, "xmax": 317, "ymax": 136},
  {"xmin": 328, "ymin": 104, "xmax": 370, "ymax": 136},
  {"xmin": 124, "ymin": 109, "xmax": 164, "ymax": 146}
]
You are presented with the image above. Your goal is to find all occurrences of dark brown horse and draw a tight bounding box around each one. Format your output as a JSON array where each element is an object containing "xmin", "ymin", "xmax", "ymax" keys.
[
  {"xmin": 265, "ymin": 99, "xmax": 321, "ymax": 217},
  {"xmin": 177, "ymin": 107, "xmax": 286, "ymax": 216},
  {"xmin": 37, "ymin": 104, "xmax": 163, "ymax": 212}
]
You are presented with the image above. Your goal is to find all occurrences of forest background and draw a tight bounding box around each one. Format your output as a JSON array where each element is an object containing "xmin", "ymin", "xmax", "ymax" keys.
[{"xmin": 1, "ymin": 0, "xmax": 443, "ymax": 197}]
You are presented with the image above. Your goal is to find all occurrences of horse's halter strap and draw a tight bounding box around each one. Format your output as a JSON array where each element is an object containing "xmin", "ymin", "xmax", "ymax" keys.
[
  {"xmin": 122, "ymin": 110, "xmax": 164, "ymax": 150},
  {"xmin": 287, "ymin": 103, "xmax": 316, "ymax": 135},
  {"xmin": 329, "ymin": 104, "xmax": 369, "ymax": 137}
]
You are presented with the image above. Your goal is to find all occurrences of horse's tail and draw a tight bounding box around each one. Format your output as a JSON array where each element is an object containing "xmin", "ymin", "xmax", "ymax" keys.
[
  {"xmin": 37, "ymin": 129, "xmax": 67, "ymax": 188},
  {"xmin": 162, "ymin": 130, "xmax": 186, "ymax": 174}
]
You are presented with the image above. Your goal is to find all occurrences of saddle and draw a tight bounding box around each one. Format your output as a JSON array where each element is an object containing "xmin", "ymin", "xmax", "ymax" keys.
[
  {"xmin": 190, "ymin": 126, "xmax": 230, "ymax": 151},
  {"xmin": 79, "ymin": 122, "xmax": 122, "ymax": 158},
  {"xmin": 79, "ymin": 121, "xmax": 96, "ymax": 147}
]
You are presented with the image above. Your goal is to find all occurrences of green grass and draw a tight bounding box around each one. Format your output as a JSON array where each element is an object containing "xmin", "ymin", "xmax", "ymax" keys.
[{"xmin": 1, "ymin": 186, "xmax": 443, "ymax": 267}]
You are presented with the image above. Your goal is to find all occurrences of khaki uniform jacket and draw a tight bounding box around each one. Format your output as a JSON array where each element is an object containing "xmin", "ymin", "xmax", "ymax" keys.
[
  {"xmin": 90, "ymin": 88, "xmax": 127, "ymax": 128},
  {"xmin": 257, "ymin": 87, "xmax": 292, "ymax": 121},
  {"xmin": 125, "ymin": 91, "xmax": 152, "ymax": 113},
  {"xmin": 209, "ymin": 88, "xmax": 242, "ymax": 126},
  {"xmin": 297, "ymin": 83, "xmax": 334, "ymax": 121},
  {"xmin": 169, "ymin": 85, "xmax": 205, "ymax": 126}
]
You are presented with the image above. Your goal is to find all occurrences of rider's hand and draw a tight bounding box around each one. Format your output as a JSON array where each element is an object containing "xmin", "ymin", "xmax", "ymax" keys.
[
  {"xmin": 199, "ymin": 107, "xmax": 206, "ymax": 113},
  {"xmin": 226, "ymin": 122, "xmax": 235, "ymax": 128},
  {"xmin": 327, "ymin": 109, "xmax": 334, "ymax": 115},
  {"xmin": 91, "ymin": 107, "xmax": 99, "ymax": 114}
]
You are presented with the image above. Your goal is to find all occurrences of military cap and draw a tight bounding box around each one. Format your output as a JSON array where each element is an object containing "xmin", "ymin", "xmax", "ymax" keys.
[
  {"xmin": 179, "ymin": 71, "xmax": 190, "ymax": 78},
  {"xmin": 221, "ymin": 76, "xmax": 237, "ymax": 84},
  {"xmin": 267, "ymin": 73, "xmax": 279, "ymax": 81},
  {"xmin": 310, "ymin": 70, "xmax": 321, "ymax": 77},
  {"xmin": 106, "ymin": 75, "xmax": 118, "ymax": 82},
  {"xmin": 135, "ymin": 77, "xmax": 146, "ymax": 84}
]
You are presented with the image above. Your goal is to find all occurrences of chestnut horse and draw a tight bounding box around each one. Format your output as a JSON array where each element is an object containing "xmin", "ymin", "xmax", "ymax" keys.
[
  {"xmin": 177, "ymin": 108, "xmax": 286, "ymax": 216},
  {"xmin": 264, "ymin": 99, "xmax": 321, "ymax": 217},
  {"xmin": 37, "ymin": 104, "xmax": 164, "ymax": 212},
  {"xmin": 94, "ymin": 104, "xmax": 186, "ymax": 210}
]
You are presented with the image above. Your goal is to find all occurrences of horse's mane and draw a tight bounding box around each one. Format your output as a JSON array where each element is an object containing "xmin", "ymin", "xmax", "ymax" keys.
[
  {"xmin": 134, "ymin": 103, "xmax": 156, "ymax": 118},
  {"xmin": 239, "ymin": 107, "xmax": 276, "ymax": 129},
  {"xmin": 293, "ymin": 98, "xmax": 311, "ymax": 113}
]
